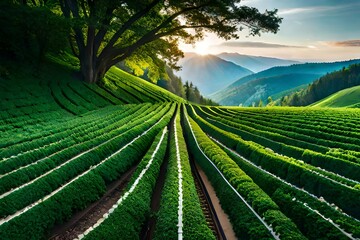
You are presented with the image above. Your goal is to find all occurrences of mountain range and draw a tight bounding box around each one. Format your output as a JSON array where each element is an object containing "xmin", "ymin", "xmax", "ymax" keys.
[
  {"xmin": 209, "ymin": 59, "xmax": 360, "ymax": 106},
  {"xmin": 176, "ymin": 53, "xmax": 253, "ymax": 96},
  {"xmin": 217, "ymin": 52, "xmax": 299, "ymax": 73}
]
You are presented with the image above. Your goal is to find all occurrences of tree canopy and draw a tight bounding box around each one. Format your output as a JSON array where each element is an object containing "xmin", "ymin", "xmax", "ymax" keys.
[
  {"xmin": 58, "ymin": 0, "xmax": 282, "ymax": 83},
  {"xmin": 4, "ymin": 1, "xmax": 282, "ymax": 83},
  {"xmin": 0, "ymin": 0, "xmax": 69, "ymax": 66}
]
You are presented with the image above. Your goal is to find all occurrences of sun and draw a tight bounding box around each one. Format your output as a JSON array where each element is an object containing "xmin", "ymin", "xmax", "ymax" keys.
[{"xmin": 193, "ymin": 42, "xmax": 210, "ymax": 55}]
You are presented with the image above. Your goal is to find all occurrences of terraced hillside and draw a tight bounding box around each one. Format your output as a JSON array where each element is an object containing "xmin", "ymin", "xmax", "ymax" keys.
[{"xmin": 1, "ymin": 67, "xmax": 359, "ymax": 240}]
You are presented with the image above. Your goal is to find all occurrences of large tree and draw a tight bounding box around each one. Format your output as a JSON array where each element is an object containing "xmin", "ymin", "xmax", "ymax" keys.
[
  {"xmin": 58, "ymin": 0, "xmax": 282, "ymax": 83},
  {"xmin": 0, "ymin": 0, "xmax": 69, "ymax": 64}
]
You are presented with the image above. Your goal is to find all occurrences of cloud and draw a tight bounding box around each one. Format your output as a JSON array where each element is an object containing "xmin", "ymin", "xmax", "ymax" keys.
[
  {"xmin": 279, "ymin": 6, "xmax": 335, "ymax": 15},
  {"xmin": 279, "ymin": 2, "xmax": 360, "ymax": 16},
  {"xmin": 329, "ymin": 40, "xmax": 360, "ymax": 47},
  {"xmin": 279, "ymin": 7, "xmax": 314, "ymax": 15},
  {"xmin": 218, "ymin": 41, "xmax": 306, "ymax": 49}
]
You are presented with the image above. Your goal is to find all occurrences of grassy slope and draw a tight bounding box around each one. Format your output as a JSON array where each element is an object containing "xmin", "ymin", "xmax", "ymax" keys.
[
  {"xmin": 107, "ymin": 67, "xmax": 185, "ymax": 103},
  {"xmin": 2, "ymin": 55, "xmax": 360, "ymax": 240},
  {"xmin": 311, "ymin": 85, "xmax": 360, "ymax": 108},
  {"xmin": 0, "ymin": 55, "xmax": 184, "ymax": 141}
]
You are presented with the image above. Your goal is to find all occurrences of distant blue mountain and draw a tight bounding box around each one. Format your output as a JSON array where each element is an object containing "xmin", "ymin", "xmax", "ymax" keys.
[
  {"xmin": 177, "ymin": 53, "xmax": 253, "ymax": 96},
  {"xmin": 210, "ymin": 59, "xmax": 360, "ymax": 106},
  {"xmin": 217, "ymin": 52, "xmax": 300, "ymax": 73}
]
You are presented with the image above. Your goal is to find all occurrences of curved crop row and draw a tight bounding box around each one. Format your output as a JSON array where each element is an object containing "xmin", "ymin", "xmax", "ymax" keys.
[
  {"xmin": 0, "ymin": 104, "xmax": 163, "ymax": 195},
  {"xmin": 79, "ymin": 127, "xmax": 168, "ymax": 240},
  {"xmin": 107, "ymin": 73, "xmax": 158, "ymax": 103},
  {"xmin": 208, "ymin": 108, "xmax": 360, "ymax": 163},
  {"xmin": 0, "ymin": 104, "xmax": 175, "ymax": 239},
  {"xmin": 210, "ymin": 107, "xmax": 360, "ymax": 159},
  {"xmin": 101, "ymin": 77, "xmax": 140, "ymax": 104},
  {"xmin": 82, "ymin": 82, "xmax": 124, "ymax": 105},
  {"xmin": 201, "ymin": 106, "xmax": 328, "ymax": 153},
  {"xmin": 0, "ymin": 104, "xmax": 174, "ymax": 218},
  {"xmin": 0, "ymin": 104, "xmax": 142, "ymax": 153},
  {"xmin": 50, "ymin": 80, "xmax": 88, "ymax": 115},
  {"xmin": 0, "ymin": 105, "xmax": 145, "ymax": 172},
  {"xmin": 154, "ymin": 106, "xmax": 215, "ymax": 240},
  {"xmin": 58, "ymin": 80, "xmax": 99, "ymax": 112},
  {"xmin": 222, "ymin": 107, "xmax": 360, "ymax": 131},
  {"xmin": 183, "ymin": 105, "xmax": 305, "ymax": 239},
  {"xmin": 188, "ymin": 105, "xmax": 360, "ymax": 220},
  {"xmin": 196, "ymin": 106, "xmax": 360, "ymax": 182},
  {"xmin": 216, "ymin": 107, "xmax": 360, "ymax": 149},
  {"xmin": 66, "ymin": 81, "xmax": 111, "ymax": 108},
  {"xmin": 214, "ymin": 138, "xmax": 360, "ymax": 239},
  {"xmin": 108, "ymin": 67, "xmax": 184, "ymax": 103}
]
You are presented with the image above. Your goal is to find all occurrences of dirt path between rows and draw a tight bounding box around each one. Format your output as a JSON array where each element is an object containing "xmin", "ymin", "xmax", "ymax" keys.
[
  {"xmin": 140, "ymin": 136, "xmax": 170, "ymax": 239},
  {"xmin": 196, "ymin": 164, "xmax": 237, "ymax": 240},
  {"xmin": 49, "ymin": 165, "xmax": 137, "ymax": 240}
]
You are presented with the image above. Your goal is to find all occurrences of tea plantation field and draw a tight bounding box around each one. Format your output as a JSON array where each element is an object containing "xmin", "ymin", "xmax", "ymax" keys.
[{"xmin": 1, "ymin": 66, "xmax": 359, "ymax": 240}]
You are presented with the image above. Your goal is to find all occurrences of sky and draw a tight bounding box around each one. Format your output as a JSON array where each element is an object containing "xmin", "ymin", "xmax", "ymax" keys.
[{"xmin": 179, "ymin": 0, "xmax": 360, "ymax": 61}]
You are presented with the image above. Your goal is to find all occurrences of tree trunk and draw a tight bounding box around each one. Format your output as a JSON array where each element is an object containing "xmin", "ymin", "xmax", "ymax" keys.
[
  {"xmin": 80, "ymin": 40, "xmax": 98, "ymax": 83},
  {"xmin": 80, "ymin": 54, "xmax": 110, "ymax": 84},
  {"xmin": 80, "ymin": 60, "xmax": 97, "ymax": 83}
]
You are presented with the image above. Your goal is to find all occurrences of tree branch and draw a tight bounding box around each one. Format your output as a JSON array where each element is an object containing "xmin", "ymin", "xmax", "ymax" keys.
[
  {"xmin": 106, "ymin": 0, "xmax": 163, "ymax": 49},
  {"xmin": 63, "ymin": 0, "xmax": 85, "ymax": 53},
  {"xmin": 79, "ymin": 0, "xmax": 88, "ymax": 18},
  {"xmin": 100, "ymin": 1, "xmax": 213, "ymax": 64},
  {"xmin": 106, "ymin": 24, "xmax": 214, "ymax": 67},
  {"xmin": 69, "ymin": 35, "xmax": 79, "ymax": 58},
  {"xmin": 98, "ymin": 0, "xmax": 163, "ymax": 60},
  {"xmin": 65, "ymin": 0, "xmax": 80, "ymax": 18},
  {"xmin": 147, "ymin": 1, "xmax": 213, "ymax": 36},
  {"xmin": 93, "ymin": 5, "xmax": 117, "ymax": 56}
]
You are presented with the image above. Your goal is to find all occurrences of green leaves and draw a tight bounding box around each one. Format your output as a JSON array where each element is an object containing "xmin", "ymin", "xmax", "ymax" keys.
[
  {"xmin": 155, "ymin": 107, "xmax": 215, "ymax": 240},
  {"xmin": 83, "ymin": 127, "xmax": 168, "ymax": 240},
  {"xmin": 184, "ymin": 104, "xmax": 306, "ymax": 239},
  {"xmin": 0, "ymin": 2, "xmax": 70, "ymax": 63},
  {"xmin": 54, "ymin": 0, "xmax": 282, "ymax": 82}
]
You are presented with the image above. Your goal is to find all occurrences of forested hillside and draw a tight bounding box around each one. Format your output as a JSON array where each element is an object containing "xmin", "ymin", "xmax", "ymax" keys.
[
  {"xmin": 282, "ymin": 64, "xmax": 360, "ymax": 106},
  {"xmin": 211, "ymin": 60, "xmax": 360, "ymax": 106}
]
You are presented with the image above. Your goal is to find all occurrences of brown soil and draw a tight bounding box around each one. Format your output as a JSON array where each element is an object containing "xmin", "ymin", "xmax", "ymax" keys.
[
  {"xmin": 140, "ymin": 141, "xmax": 170, "ymax": 240},
  {"xmin": 49, "ymin": 166, "xmax": 137, "ymax": 240},
  {"xmin": 140, "ymin": 114, "xmax": 174, "ymax": 240},
  {"xmin": 196, "ymin": 164, "xmax": 238, "ymax": 240}
]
